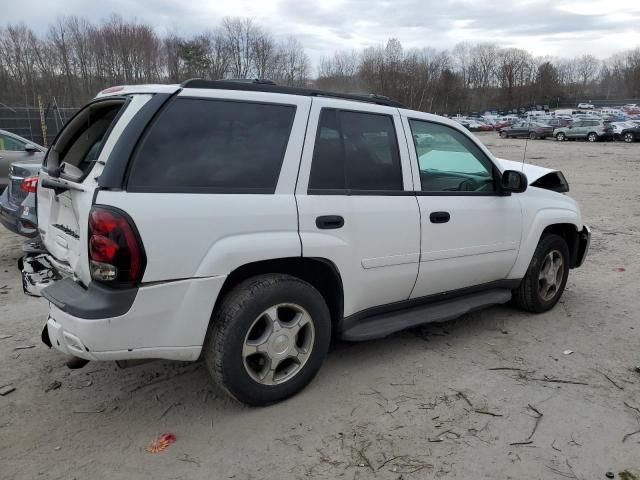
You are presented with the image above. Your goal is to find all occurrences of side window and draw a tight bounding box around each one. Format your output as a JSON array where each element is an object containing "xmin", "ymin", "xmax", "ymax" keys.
[
  {"xmin": 408, "ymin": 119, "xmax": 495, "ymax": 193},
  {"xmin": 128, "ymin": 98, "xmax": 295, "ymax": 192},
  {"xmin": 0, "ymin": 134, "xmax": 26, "ymax": 151},
  {"xmin": 308, "ymin": 108, "xmax": 403, "ymax": 192}
]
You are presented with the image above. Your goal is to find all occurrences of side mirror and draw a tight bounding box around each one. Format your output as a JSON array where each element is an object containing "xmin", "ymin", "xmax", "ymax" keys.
[
  {"xmin": 24, "ymin": 144, "xmax": 39, "ymax": 153},
  {"xmin": 501, "ymin": 170, "xmax": 528, "ymax": 194}
]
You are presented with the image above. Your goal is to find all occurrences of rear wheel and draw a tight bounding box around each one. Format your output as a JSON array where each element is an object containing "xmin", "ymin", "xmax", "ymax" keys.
[
  {"xmin": 624, "ymin": 132, "xmax": 635, "ymax": 143},
  {"xmin": 529, "ymin": 131, "xmax": 537, "ymax": 140},
  {"xmin": 556, "ymin": 132, "xmax": 566, "ymax": 141},
  {"xmin": 500, "ymin": 131, "xmax": 508, "ymax": 138},
  {"xmin": 204, "ymin": 274, "xmax": 331, "ymax": 406},
  {"xmin": 587, "ymin": 132, "xmax": 598, "ymax": 142},
  {"xmin": 512, "ymin": 234, "xmax": 570, "ymax": 313}
]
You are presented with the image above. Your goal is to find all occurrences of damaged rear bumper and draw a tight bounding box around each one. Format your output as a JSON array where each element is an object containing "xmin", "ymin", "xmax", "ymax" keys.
[{"xmin": 19, "ymin": 253, "xmax": 66, "ymax": 297}]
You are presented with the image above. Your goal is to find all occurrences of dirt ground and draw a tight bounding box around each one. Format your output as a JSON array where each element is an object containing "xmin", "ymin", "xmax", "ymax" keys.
[{"xmin": 1, "ymin": 133, "xmax": 639, "ymax": 480}]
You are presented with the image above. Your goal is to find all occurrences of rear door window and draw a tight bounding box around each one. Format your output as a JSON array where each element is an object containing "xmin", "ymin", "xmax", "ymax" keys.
[
  {"xmin": 128, "ymin": 98, "xmax": 295, "ymax": 193},
  {"xmin": 308, "ymin": 108, "xmax": 403, "ymax": 192}
]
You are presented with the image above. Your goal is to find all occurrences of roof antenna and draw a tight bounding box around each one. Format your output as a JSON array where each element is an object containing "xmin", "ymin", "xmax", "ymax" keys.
[{"xmin": 521, "ymin": 128, "xmax": 528, "ymax": 172}]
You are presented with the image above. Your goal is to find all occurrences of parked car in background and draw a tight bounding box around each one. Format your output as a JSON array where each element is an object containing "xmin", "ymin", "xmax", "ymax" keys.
[
  {"xmin": 499, "ymin": 121, "xmax": 553, "ymax": 139},
  {"xmin": 611, "ymin": 122, "xmax": 636, "ymax": 136},
  {"xmin": 465, "ymin": 119, "xmax": 493, "ymax": 131},
  {"xmin": 554, "ymin": 120, "xmax": 613, "ymax": 142},
  {"xmin": 0, "ymin": 129, "xmax": 45, "ymax": 186},
  {"xmin": 0, "ymin": 131, "xmax": 45, "ymax": 237},
  {"xmin": 577, "ymin": 102, "xmax": 594, "ymax": 109},
  {"xmin": 546, "ymin": 118, "xmax": 572, "ymax": 129},
  {"xmin": 615, "ymin": 125, "xmax": 640, "ymax": 143}
]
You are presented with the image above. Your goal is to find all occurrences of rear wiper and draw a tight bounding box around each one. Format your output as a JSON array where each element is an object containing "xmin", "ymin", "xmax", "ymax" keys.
[{"xmin": 40, "ymin": 177, "xmax": 84, "ymax": 195}]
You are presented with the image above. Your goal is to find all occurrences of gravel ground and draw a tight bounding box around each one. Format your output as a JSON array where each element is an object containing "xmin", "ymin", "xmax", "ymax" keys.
[{"xmin": 0, "ymin": 133, "xmax": 639, "ymax": 480}]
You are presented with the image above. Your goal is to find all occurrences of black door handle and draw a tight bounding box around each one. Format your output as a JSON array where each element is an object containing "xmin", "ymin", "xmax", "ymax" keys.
[
  {"xmin": 429, "ymin": 211, "xmax": 450, "ymax": 224},
  {"xmin": 316, "ymin": 215, "xmax": 344, "ymax": 229}
]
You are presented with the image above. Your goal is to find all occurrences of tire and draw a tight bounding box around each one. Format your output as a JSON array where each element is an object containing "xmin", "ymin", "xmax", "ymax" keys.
[
  {"xmin": 556, "ymin": 132, "xmax": 566, "ymax": 141},
  {"xmin": 512, "ymin": 234, "xmax": 570, "ymax": 313},
  {"xmin": 500, "ymin": 131, "xmax": 508, "ymax": 138},
  {"xmin": 587, "ymin": 132, "xmax": 597, "ymax": 142},
  {"xmin": 204, "ymin": 274, "xmax": 331, "ymax": 406},
  {"xmin": 529, "ymin": 132, "xmax": 537, "ymax": 140},
  {"xmin": 623, "ymin": 132, "xmax": 634, "ymax": 143}
]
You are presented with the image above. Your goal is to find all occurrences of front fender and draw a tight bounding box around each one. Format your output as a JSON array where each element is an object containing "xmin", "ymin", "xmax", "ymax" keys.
[{"xmin": 508, "ymin": 205, "xmax": 582, "ymax": 279}]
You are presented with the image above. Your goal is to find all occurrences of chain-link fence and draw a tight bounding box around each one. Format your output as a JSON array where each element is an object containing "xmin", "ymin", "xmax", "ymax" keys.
[{"xmin": 0, "ymin": 104, "xmax": 79, "ymax": 147}]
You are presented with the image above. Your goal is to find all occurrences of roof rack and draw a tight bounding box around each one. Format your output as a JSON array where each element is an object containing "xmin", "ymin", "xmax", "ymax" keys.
[{"xmin": 179, "ymin": 78, "xmax": 406, "ymax": 108}]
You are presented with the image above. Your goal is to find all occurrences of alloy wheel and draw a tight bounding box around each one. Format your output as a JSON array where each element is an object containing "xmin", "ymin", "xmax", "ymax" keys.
[
  {"xmin": 242, "ymin": 303, "xmax": 315, "ymax": 386},
  {"xmin": 538, "ymin": 250, "xmax": 564, "ymax": 302}
]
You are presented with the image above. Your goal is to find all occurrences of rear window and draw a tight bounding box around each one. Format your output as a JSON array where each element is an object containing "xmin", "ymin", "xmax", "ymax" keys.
[{"xmin": 128, "ymin": 98, "xmax": 295, "ymax": 193}]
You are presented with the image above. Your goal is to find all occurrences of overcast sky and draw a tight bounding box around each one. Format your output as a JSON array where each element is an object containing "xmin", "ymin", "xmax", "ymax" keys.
[{"xmin": 4, "ymin": 0, "xmax": 640, "ymax": 64}]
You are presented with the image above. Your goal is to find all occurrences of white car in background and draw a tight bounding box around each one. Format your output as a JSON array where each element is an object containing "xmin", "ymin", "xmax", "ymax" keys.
[
  {"xmin": 610, "ymin": 122, "xmax": 636, "ymax": 135},
  {"xmin": 577, "ymin": 103, "xmax": 594, "ymax": 109},
  {"xmin": 19, "ymin": 80, "xmax": 590, "ymax": 406}
]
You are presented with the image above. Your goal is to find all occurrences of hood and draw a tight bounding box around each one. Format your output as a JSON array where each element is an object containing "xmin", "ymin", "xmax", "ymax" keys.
[
  {"xmin": 495, "ymin": 158, "xmax": 569, "ymax": 193},
  {"xmin": 495, "ymin": 158, "xmax": 556, "ymax": 183}
]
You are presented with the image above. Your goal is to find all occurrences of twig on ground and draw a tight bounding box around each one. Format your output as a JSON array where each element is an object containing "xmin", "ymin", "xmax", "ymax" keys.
[
  {"xmin": 624, "ymin": 401, "xmax": 640, "ymax": 415},
  {"xmin": 551, "ymin": 439, "xmax": 562, "ymax": 452},
  {"xmin": 526, "ymin": 404, "xmax": 543, "ymax": 441},
  {"xmin": 545, "ymin": 463, "xmax": 578, "ymax": 479},
  {"xmin": 159, "ymin": 402, "xmax": 180, "ymax": 419},
  {"xmin": 177, "ymin": 454, "xmax": 200, "ymax": 467},
  {"xmin": 528, "ymin": 377, "xmax": 589, "ymax": 385},
  {"xmin": 376, "ymin": 455, "xmax": 406, "ymax": 471},
  {"xmin": 622, "ymin": 429, "xmax": 640, "ymax": 443},
  {"xmin": 450, "ymin": 388, "xmax": 473, "ymax": 408},
  {"xmin": 474, "ymin": 409, "xmax": 503, "ymax": 417},
  {"xmin": 568, "ymin": 433, "xmax": 582, "ymax": 446},
  {"xmin": 355, "ymin": 446, "xmax": 375, "ymax": 471},
  {"xmin": 509, "ymin": 441, "xmax": 533, "ymax": 446},
  {"xmin": 488, "ymin": 367, "xmax": 522, "ymax": 371},
  {"xmin": 593, "ymin": 369, "xmax": 624, "ymax": 390}
]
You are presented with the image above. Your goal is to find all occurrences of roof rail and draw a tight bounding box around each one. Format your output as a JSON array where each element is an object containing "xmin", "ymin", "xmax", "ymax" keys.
[{"xmin": 179, "ymin": 79, "xmax": 406, "ymax": 108}]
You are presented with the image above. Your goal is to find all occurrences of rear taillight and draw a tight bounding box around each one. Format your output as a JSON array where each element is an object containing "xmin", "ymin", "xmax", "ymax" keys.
[
  {"xmin": 88, "ymin": 205, "xmax": 146, "ymax": 284},
  {"xmin": 21, "ymin": 176, "xmax": 38, "ymax": 193}
]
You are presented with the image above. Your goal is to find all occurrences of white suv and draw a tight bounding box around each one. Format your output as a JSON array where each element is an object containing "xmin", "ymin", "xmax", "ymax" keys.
[{"xmin": 20, "ymin": 80, "xmax": 590, "ymax": 405}]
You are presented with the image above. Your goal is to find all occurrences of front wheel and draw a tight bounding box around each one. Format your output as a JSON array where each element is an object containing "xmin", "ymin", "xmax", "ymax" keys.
[
  {"xmin": 529, "ymin": 132, "xmax": 537, "ymax": 140},
  {"xmin": 587, "ymin": 132, "xmax": 598, "ymax": 142},
  {"xmin": 624, "ymin": 132, "xmax": 635, "ymax": 143},
  {"xmin": 204, "ymin": 274, "xmax": 331, "ymax": 406},
  {"xmin": 512, "ymin": 234, "xmax": 570, "ymax": 313},
  {"xmin": 500, "ymin": 131, "xmax": 508, "ymax": 138},
  {"xmin": 556, "ymin": 132, "xmax": 566, "ymax": 141}
]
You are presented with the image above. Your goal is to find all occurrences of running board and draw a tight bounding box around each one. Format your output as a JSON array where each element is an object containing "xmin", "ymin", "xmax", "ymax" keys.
[{"xmin": 340, "ymin": 289, "xmax": 512, "ymax": 341}]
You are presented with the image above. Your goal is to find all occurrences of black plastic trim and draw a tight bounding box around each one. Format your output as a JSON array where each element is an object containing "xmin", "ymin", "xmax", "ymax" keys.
[
  {"xmin": 339, "ymin": 278, "xmax": 522, "ymax": 336},
  {"xmin": 179, "ymin": 79, "xmax": 406, "ymax": 108},
  {"xmin": 341, "ymin": 288, "xmax": 514, "ymax": 341},
  {"xmin": 42, "ymin": 278, "xmax": 138, "ymax": 320},
  {"xmin": 98, "ymin": 93, "xmax": 174, "ymax": 189},
  {"xmin": 307, "ymin": 189, "xmax": 415, "ymax": 196}
]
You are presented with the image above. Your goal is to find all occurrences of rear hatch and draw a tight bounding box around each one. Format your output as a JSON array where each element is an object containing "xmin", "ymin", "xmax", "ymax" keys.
[{"xmin": 36, "ymin": 94, "xmax": 154, "ymax": 286}]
